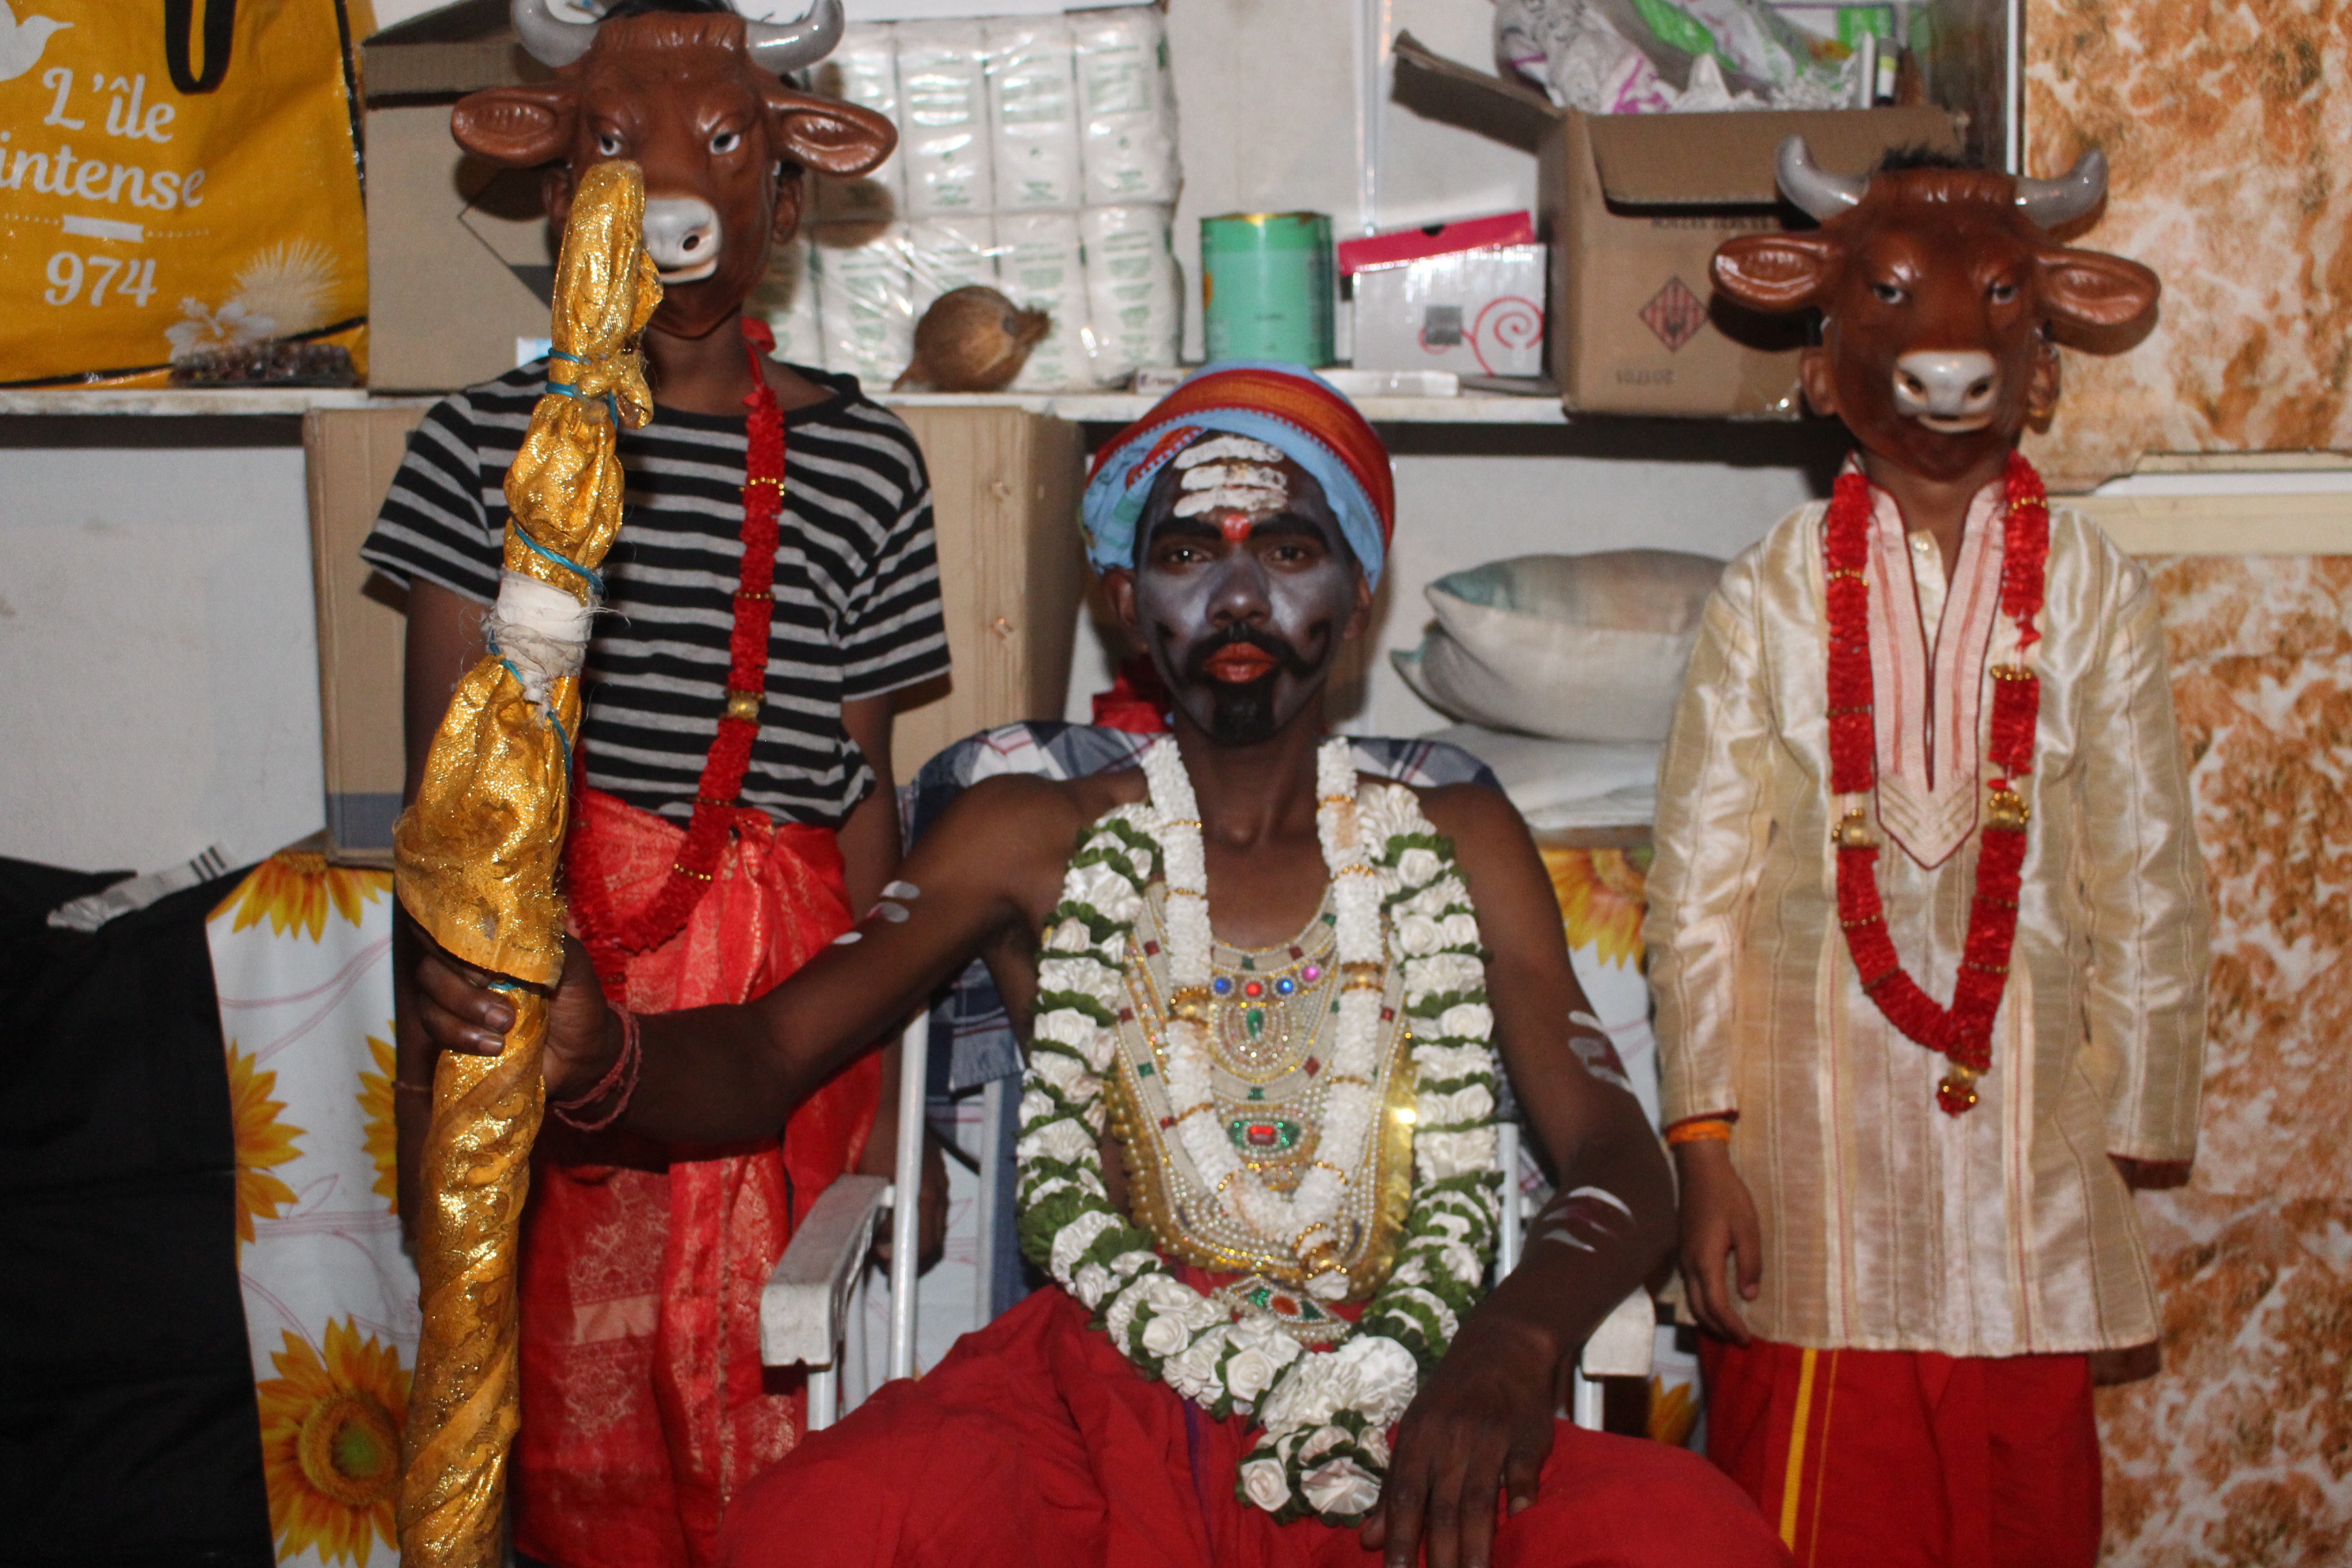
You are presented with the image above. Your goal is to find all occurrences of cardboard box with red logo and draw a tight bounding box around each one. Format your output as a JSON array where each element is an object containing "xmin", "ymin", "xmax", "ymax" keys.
[{"xmin": 1392, "ymin": 35, "xmax": 1959, "ymax": 418}]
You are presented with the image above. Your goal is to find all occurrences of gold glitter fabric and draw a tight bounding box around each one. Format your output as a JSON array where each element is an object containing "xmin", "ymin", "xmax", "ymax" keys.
[
  {"xmin": 392, "ymin": 161, "xmax": 658, "ymax": 1568},
  {"xmin": 394, "ymin": 159, "xmax": 658, "ymax": 988}
]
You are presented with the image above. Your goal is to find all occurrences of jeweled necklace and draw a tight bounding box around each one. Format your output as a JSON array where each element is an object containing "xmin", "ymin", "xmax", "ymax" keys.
[
  {"xmin": 1016, "ymin": 734, "xmax": 1505, "ymax": 1524},
  {"xmin": 1825, "ymin": 450, "xmax": 2048, "ymax": 1115},
  {"xmin": 568, "ymin": 316, "xmax": 785, "ymax": 985},
  {"xmin": 1143, "ymin": 740, "xmax": 1388, "ymax": 1301}
]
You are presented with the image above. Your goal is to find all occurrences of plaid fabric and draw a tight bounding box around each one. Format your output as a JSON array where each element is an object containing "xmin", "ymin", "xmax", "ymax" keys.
[{"xmin": 901, "ymin": 723, "xmax": 1500, "ymax": 1090}]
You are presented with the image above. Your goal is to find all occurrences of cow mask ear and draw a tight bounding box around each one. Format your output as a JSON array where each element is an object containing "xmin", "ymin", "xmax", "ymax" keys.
[
  {"xmin": 1712, "ymin": 233, "xmax": 1842, "ymax": 314},
  {"xmin": 452, "ymin": 85, "xmax": 578, "ymax": 167},
  {"xmin": 762, "ymin": 87, "xmax": 897, "ymax": 179},
  {"xmin": 2038, "ymin": 247, "xmax": 2160, "ymax": 336}
]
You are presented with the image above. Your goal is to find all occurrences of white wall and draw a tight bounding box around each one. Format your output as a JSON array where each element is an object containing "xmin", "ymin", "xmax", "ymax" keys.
[{"xmin": 0, "ymin": 437, "xmax": 326, "ymax": 873}]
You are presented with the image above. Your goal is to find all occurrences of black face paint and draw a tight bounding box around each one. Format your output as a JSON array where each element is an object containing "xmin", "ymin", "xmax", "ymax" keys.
[{"xmin": 1130, "ymin": 451, "xmax": 1360, "ymax": 745}]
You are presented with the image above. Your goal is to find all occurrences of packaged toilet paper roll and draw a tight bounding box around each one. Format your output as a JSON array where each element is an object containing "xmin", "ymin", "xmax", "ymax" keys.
[
  {"xmin": 897, "ymin": 20, "xmax": 994, "ymax": 217},
  {"xmin": 1079, "ymin": 203, "xmax": 1181, "ymax": 383},
  {"xmin": 997, "ymin": 210, "xmax": 1092, "ymax": 391},
  {"xmin": 1073, "ymin": 7, "xmax": 1181, "ymax": 206},
  {"xmin": 907, "ymin": 214, "xmax": 1000, "ymax": 316},
  {"xmin": 984, "ymin": 16, "xmax": 1084, "ymax": 212},
  {"xmin": 813, "ymin": 223, "xmax": 915, "ymax": 391},
  {"xmin": 811, "ymin": 23, "xmax": 905, "ymax": 224}
]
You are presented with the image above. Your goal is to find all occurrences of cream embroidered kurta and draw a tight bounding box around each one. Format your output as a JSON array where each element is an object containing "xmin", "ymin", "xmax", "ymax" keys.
[{"xmin": 1644, "ymin": 485, "xmax": 2209, "ymax": 1357}]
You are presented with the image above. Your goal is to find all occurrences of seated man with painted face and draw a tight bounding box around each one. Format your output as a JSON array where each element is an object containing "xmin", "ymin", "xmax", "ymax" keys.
[{"xmin": 416, "ymin": 363, "xmax": 1788, "ymax": 1568}]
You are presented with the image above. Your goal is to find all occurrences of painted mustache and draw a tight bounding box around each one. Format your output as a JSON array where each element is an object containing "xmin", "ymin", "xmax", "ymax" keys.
[{"xmin": 1187, "ymin": 627, "xmax": 1316, "ymax": 687}]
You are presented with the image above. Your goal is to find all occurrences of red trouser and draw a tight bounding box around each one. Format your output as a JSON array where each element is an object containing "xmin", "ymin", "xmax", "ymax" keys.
[
  {"xmin": 512, "ymin": 789, "xmax": 881, "ymax": 1568},
  {"xmin": 722, "ymin": 1287, "xmax": 1792, "ymax": 1568},
  {"xmin": 1699, "ymin": 1337, "xmax": 2100, "ymax": 1568}
]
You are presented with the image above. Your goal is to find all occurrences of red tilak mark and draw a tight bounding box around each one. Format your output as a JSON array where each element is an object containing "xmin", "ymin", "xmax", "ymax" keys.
[{"xmin": 1219, "ymin": 514, "xmax": 1255, "ymax": 543}]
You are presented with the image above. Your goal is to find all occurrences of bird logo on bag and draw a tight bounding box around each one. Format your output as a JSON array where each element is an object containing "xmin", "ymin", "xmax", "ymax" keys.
[{"xmin": 0, "ymin": 2, "xmax": 69, "ymax": 82}]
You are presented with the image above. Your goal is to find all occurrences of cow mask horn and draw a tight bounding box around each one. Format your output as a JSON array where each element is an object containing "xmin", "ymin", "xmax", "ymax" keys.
[
  {"xmin": 512, "ymin": 0, "xmax": 847, "ymax": 74},
  {"xmin": 1776, "ymin": 137, "xmax": 2110, "ymax": 231}
]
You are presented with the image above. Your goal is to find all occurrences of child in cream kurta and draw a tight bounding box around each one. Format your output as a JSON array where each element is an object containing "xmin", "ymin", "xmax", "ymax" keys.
[{"xmin": 1644, "ymin": 473, "xmax": 2208, "ymax": 1565}]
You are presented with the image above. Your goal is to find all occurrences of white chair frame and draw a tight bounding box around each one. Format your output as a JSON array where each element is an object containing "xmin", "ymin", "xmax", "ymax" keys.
[{"xmin": 761, "ymin": 1025, "xmax": 1653, "ymax": 1434}]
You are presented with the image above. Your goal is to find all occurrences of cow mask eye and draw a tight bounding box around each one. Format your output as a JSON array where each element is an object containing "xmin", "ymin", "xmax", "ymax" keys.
[
  {"xmin": 597, "ymin": 131, "xmax": 623, "ymax": 157},
  {"xmin": 1872, "ymin": 280, "xmax": 1905, "ymax": 305},
  {"xmin": 710, "ymin": 129, "xmax": 742, "ymax": 156},
  {"xmin": 1988, "ymin": 279, "xmax": 2019, "ymax": 304}
]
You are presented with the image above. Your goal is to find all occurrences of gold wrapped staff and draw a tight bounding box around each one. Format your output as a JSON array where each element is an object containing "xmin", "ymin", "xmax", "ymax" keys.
[{"xmin": 395, "ymin": 160, "xmax": 661, "ymax": 1568}]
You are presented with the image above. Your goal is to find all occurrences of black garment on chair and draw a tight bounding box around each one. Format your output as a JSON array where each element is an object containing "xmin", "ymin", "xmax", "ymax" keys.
[{"xmin": 0, "ymin": 858, "xmax": 274, "ymax": 1568}]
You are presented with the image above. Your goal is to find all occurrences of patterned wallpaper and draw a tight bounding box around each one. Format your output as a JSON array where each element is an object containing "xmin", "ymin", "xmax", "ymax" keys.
[
  {"xmin": 2021, "ymin": 0, "xmax": 2352, "ymax": 489},
  {"xmin": 2098, "ymin": 558, "xmax": 2352, "ymax": 1566}
]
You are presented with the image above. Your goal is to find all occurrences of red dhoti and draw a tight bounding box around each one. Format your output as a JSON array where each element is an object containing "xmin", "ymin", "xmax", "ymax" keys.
[
  {"xmin": 514, "ymin": 788, "xmax": 881, "ymax": 1568},
  {"xmin": 721, "ymin": 1287, "xmax": 1789, "ymax": 1568},
  {"xmin": 1699, "ymin": 1338, "xmax": 2100, "ymax": 1568}
]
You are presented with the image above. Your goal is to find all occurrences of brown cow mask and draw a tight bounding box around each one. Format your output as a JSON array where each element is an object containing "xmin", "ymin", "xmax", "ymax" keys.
[
  {"xmin": 1712, "ymin": 140, "xmax": 2159, "ymax": 485},
  {"xmin": 452, "ymin": 1, "xmax": 895, "ymax": 343}
]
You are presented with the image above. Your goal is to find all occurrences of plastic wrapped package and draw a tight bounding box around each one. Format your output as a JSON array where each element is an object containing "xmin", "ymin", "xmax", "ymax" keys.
[
  {"xmin": 907, "ymin": 215, "xmax": 1000, "ymax": 316},
  {"xmin": 897, "ymin": 20, "xmax": 994, "ymax": 216},
  {"xmin": 1073, "ymin": 7, "xmax": 1181, "ymax": 206},
  {"xmin": 996, "ymin": 211, "xmax": 1094, "ymax": 390},
  {"xmin": 812, "ymin": 24, "xmax": 906, "ymax": 224},
  {"xmin": 1079, "ymin": 204, "xmax": 1181, "ymax": 383},
  {"xmin": 813, "ymin": 224, "xmax": 915, "ymax": 391},
  {"xmin": 983, "ymin": 16, "xmax": 1085, "ymax": 211},
  {"xmin": 751, "ymin": 233, "xmax": 826, "ymax": 368}
]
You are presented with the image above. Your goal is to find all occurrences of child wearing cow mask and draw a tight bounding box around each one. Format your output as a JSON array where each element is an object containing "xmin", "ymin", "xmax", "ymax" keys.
[
  {"xmin": 1644, "ymin": 144, "xmax": 2209, "ymax": 1567},
  {"xmin": 360, "ymin": 3, "xmax": 945, "ymax": 1565}
]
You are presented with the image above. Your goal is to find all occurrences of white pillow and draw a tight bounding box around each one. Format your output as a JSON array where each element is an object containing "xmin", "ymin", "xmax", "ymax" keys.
[{"xmin": 1394, "ymin": 550, "xmax": 1725, "ymax": 743}]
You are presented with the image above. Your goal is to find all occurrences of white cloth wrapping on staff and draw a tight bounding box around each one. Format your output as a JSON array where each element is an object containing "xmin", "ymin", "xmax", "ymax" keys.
[{"xmin": 485, "ymin": 567, "xmax": 593, "ymax": 713}]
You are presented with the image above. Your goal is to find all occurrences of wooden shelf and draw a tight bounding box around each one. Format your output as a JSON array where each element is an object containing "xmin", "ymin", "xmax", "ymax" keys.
[
  {"xmin": 0, "ymin": 387, "xmax": 429, "ymax": 416},
  {"xmin": 0, "ymin": 386, "xmax": 1567, "ymax": 425}
]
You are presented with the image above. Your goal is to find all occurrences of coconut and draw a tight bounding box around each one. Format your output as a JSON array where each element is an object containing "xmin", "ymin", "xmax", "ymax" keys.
[{"xmin": 894, "ymin": 287, "xmax": 1052, "ymax": 393}]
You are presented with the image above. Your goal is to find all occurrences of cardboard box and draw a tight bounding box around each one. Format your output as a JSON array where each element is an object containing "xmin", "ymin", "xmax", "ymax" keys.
[
  {"xmin": 1339, "ymin": 212, "xmax": 1546, "ymax": 378},
  {"xmin": 305, "ymin": 406, "xmax": 429, "ymax": 862},
  {"xmin": 302, "ymin": 403, "xmax": 1087, "ymax": 855},
  {"xmin": 1392, "ymin": 35, "xmax": 1957, "ymax": 417},
  {"xmin": 363, "ymin": 1, "xmax": 555, "ymax": 392}
]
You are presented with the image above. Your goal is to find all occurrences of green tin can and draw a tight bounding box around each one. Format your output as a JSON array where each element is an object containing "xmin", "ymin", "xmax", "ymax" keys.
[{"xmin": 1200, "ymin": 212, "xmax": 1335, "ymax": 365}]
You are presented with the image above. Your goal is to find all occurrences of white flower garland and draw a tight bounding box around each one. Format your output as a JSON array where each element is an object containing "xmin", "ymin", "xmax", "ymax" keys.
[{"xmin": 1016, "ymin": 736, "xmax": 1504, "ymax": 1524}]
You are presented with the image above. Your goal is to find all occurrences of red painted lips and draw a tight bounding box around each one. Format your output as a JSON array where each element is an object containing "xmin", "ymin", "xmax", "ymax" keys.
[{"xmin": 1202, "ymin": 643, "xmax": 1279, "ymax": 683}]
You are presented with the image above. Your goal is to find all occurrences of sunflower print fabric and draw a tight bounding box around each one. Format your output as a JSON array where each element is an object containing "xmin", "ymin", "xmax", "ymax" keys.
[{"xmin": 209, "ymin": 851, "xmax": 415, "ymax": 1567}]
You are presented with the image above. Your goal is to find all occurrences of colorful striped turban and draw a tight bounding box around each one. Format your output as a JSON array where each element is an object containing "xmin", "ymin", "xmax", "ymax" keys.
[{"xmin": 1080, "ymin": 360, "xmax": 1396, "ymax": 586}]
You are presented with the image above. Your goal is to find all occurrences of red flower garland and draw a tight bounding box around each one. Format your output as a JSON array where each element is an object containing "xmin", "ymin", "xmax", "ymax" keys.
[
  {"xmin": 1825, "ymin": 451, "xmax": 2050, "ymax": 1115},
  {"xmin": 568, "ymin": 318, "xmax": 786, "ymax": 986}
]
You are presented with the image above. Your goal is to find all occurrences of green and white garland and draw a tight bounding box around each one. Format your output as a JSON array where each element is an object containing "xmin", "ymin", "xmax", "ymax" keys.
[{"xmin": 1016, "ymin": 736, "xmax": 1504, "ymax": 1524}]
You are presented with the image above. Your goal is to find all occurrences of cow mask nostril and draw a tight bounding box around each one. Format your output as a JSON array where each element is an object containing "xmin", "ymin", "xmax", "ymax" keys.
[
  {"xmin": 1891, "ymin": 350, "xmax": 2002, "ymax": 425},
  {"xmin": 642, "ymin": 196, "xmax": 723, "ymax": 282}
]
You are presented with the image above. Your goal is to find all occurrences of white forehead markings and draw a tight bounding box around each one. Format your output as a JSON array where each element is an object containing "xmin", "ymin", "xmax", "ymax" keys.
[
  {"xmin": 1173, "ymin": 434, "xmax": 1285, "ymax": 469},
  {"xmin": 1179, "ymin": 461, "xmax": 1284, "ymax": 493},
  {"xmin": 1173, "ymin": 482, "xmax": 1288, "ymax": 519}
]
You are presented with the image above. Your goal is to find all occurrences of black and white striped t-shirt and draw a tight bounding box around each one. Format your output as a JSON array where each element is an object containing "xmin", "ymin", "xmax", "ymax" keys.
[{"xmin": 361, "ymin": 362, "xmax": 950, "ymax": 828}]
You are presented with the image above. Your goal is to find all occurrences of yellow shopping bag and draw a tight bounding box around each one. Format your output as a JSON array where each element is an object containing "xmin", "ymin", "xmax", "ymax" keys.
[{"xmin": 0, "ymin": 0, "xmax": 372, "ymax": 387}]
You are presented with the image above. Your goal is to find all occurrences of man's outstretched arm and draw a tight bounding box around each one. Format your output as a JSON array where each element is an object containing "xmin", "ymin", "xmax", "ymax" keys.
[
  {"xmin": 412, "ymin": 774, "xmax": 1081, "ymax": 1143},
  {"xmin": 1365, "ymin": 783, "xmax": 1675, "ymax": 1568}
]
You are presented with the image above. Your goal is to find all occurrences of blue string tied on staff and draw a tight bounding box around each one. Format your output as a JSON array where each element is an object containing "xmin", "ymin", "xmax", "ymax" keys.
[
  {"xmin": 545, "ymin": 348, "xmax": 625, "ymax": 427},
  {"xmin": 510, "ymin": 524, "xmax": 608, "ymax": 600},
  {"xmin": 490, "ymin": 636, "xmax": 577, "ymax": 780}
]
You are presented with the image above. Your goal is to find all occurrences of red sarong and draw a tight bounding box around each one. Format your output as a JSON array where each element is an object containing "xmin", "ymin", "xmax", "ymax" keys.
[
  {"xmin": 1699, "ymin": 1337, "xmax": 2100, "ymax": 1568},
  {"xmin": 721, "ymin": 1288, "xmax": 1791, "ymax": 1568},
  {"xmin": 514, "ymin": 787, "xmax": 881, "ymax": 1568}
]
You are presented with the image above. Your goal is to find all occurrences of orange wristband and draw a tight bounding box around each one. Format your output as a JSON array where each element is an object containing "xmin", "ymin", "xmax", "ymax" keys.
[{"xmin": 1665, "ymin": 1117, "xmax": 1735, "ymax": 1146}]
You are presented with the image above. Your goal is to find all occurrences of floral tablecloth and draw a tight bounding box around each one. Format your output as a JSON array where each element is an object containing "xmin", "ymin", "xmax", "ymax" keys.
[{"xmin": 208, "ymin": 852, "xmax": 414, "ymax": 1567}]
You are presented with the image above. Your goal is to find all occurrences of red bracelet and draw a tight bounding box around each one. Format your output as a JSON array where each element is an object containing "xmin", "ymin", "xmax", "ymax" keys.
[{"xmin": 551, "ymin": 1004, "xmax": 642, "ymax": 1132}]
